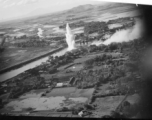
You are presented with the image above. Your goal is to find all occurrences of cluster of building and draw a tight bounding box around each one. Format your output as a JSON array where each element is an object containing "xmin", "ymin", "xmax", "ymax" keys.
[{"xmin": 55, "ymin": 77, "xmax": 78, "ymax": 88}]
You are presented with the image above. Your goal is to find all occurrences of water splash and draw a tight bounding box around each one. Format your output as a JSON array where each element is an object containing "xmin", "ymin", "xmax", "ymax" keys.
[
  {"xmin": 37, "ymin": 28, "xmax": 43, "ymax": 38},
  {"xmin": 65, "ymin": 23, "xmax": 75, "ymax": 51}
]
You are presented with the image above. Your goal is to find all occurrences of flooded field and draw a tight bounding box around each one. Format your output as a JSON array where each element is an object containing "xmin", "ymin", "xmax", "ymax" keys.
[
  {"xmin": 95, "ymin": 9, "xmax": 141, "ymax": 22},
  {"xmin": 2, "ymin": 87, "xmax": 94, "ymax": 112},
  {"xmin": 108, "ymin": 23, "xmax": 123, "ymax": 29}
]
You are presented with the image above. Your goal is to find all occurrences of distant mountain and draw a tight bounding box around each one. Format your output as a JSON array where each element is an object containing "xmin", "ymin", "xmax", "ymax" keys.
[
  {"xmin": 62, "ymin": 3, "xmax": 134, "ymax": 15},
  {"xmin": 67, "ymin": 4, "xmax": 94, "ymax": 13},
  {"xmin": 0, "ymin": 2, "xmax": 136, "ymax": 26}
]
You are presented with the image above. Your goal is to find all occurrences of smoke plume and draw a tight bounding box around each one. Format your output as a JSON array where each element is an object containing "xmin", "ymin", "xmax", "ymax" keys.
[{"xmin": 103, "ymin": 18, "xmax": 145, "ymax": 45}]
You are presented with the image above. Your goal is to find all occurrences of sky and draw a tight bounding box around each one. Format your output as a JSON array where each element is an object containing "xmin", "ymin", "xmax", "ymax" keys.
[{"xmin": 0, "ymin": 0, "xmax": 104, "ymax": 22}]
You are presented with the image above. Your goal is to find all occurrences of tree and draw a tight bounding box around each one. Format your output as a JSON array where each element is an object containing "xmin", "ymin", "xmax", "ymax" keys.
[
  {"xmin": 84, "ymin": 104, "xmax": 95, "ymax": 110},
  {"xmin": 29, "ymin": 68, "xmax": 39, "ymax": 76},
  {"xmin": 48, "ymin": 67, "xmax": 57, "ymax": 74},
  {"xmin": 84, "ymin": 21, "xmax": 108, "ymax": 36}
]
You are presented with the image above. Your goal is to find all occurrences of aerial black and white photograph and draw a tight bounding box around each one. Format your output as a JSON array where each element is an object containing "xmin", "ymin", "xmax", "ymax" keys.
[{"xmin": 0, "ymin": 0, "xmax": 151, "ymax": 118}]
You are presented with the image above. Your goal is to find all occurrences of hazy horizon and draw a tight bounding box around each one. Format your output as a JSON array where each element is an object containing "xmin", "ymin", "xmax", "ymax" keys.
[{"xmin": 0, "ymin": 0, "xmax": 105, "ymax": 22}]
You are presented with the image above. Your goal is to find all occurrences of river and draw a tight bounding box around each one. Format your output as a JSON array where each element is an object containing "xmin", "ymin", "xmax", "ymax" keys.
[{"xmin": 0, "ymin": 48, "xmax": 68, "ymax": 82}]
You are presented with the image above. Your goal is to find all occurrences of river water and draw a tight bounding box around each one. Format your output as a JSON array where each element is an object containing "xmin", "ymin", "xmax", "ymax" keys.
[{"xmin": 0, "ymin": 48, "xmax": 68, "ymax": 82}]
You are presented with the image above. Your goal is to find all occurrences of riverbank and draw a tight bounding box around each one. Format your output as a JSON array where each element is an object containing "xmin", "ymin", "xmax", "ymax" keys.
[{"xmin": 0, "ymin": 46, "xmax": 65, "ymax": 75}]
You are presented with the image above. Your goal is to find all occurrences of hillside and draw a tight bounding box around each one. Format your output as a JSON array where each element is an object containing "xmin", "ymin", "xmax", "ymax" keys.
[{"xmin": 0, "ymin": 2, "xmax": 137, "ymax": 27}]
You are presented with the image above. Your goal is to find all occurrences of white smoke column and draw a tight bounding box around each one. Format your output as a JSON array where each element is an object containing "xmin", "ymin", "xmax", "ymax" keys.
[
  {"xmin": 103, "ymin": 18, "xmax": 145, "ymax": 45},
  {"xmin": 65, "ymin": 23, "xmax": 76, "ymax": 51},
  {"xmin": 37, "ymin": 28, "xmax": 43, "ymax": 38}
]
